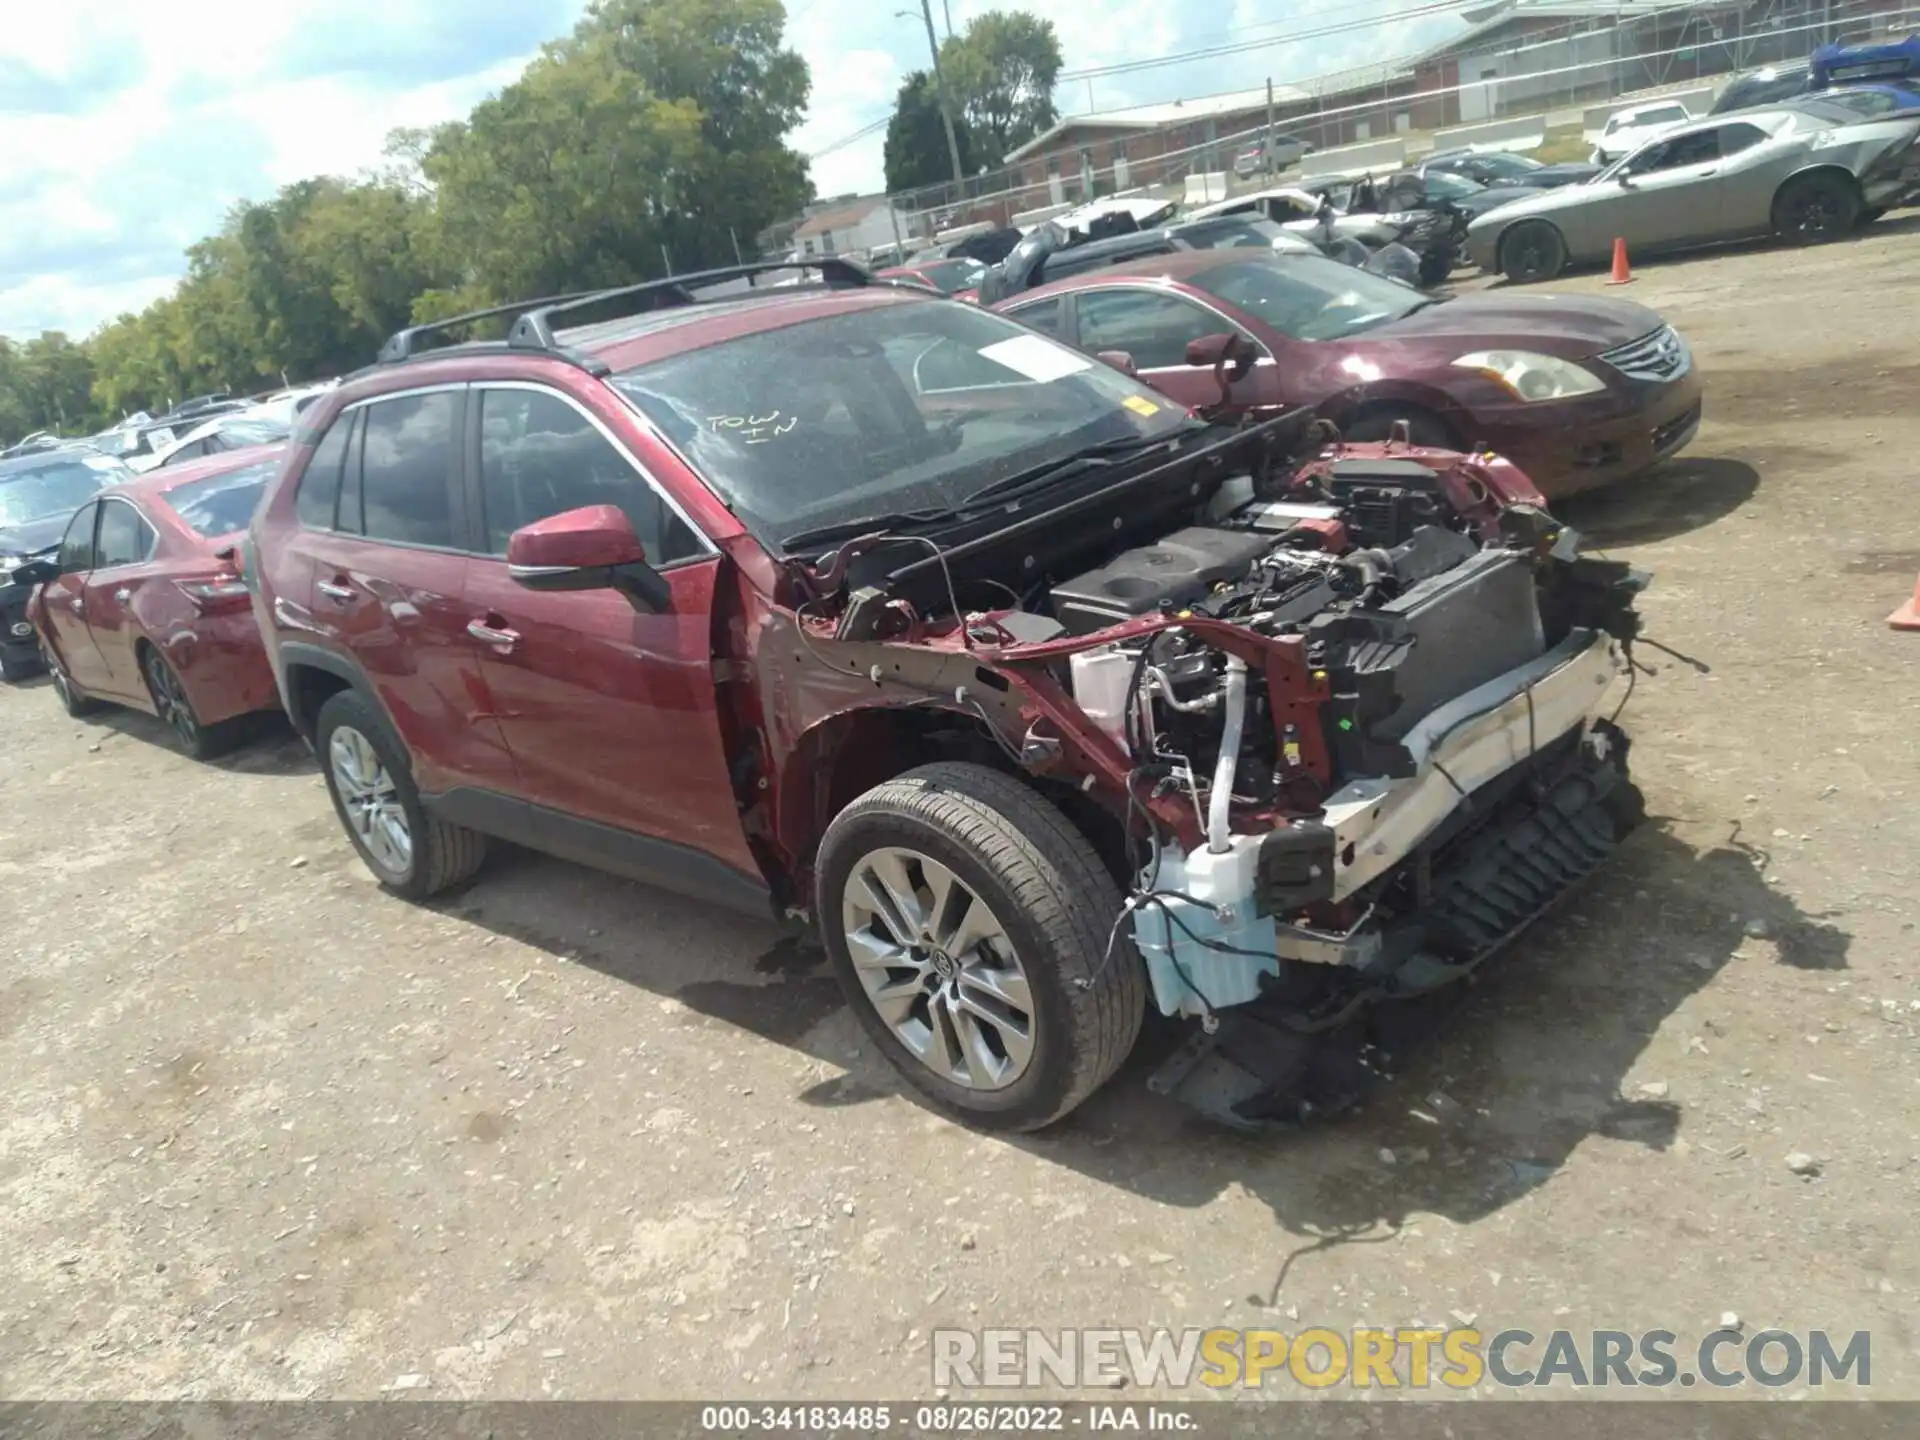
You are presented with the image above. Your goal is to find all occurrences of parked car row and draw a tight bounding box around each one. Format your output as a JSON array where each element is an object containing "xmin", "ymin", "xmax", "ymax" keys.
[{"xmin": 5, "ymin": 258, "xmax": 1661, "ymax": 1132}]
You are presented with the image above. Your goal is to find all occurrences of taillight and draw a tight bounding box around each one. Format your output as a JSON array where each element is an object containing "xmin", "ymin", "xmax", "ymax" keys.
[{"xmin": 176, "ymin": 577, "xmax": 252, "ymax": 612}]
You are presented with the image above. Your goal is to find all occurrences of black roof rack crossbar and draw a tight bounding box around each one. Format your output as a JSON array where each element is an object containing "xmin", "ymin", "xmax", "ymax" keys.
[
  {"xmin": 505, "ymin": 258, "xmax": 873, "ymax": 353},
  {"xmin": 377, "ymin": 289, "xmax": 606, "ymax": 363}
]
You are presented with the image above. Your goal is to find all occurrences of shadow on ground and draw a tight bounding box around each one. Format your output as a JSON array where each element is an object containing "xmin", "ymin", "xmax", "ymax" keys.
[
  {"xmin": 1557, "ymin": 456, "xmax": 1758, "ymax": 547},
  {"xmin": 435, "ymin": 798, "xmax": 1849, "ymax": 1282},
  {"xmin": 75, "ymin": 705, "xmax": 312, "ymax": 775}
]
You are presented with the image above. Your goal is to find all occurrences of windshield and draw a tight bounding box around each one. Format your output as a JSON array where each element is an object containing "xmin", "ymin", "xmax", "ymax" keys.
[
  {"xmin": 1191, "ymin": 254, "xmax": 1428, "ymax": 341},
  {"xmin": 213, "ymin": 417, "xmax": 291, "ymax": 448},
  {"xmin": 162, "ymin": 454, "xmax": 280, "ymax": 537},
  {"xmin": 610, "ymin": 300, "xmax": 1191, "ymax": 549},
  {"xmin": 916, "ymin": 258, "xmax": 988, "ymax": 293},
  {"xmin": 1418, "ymin": 171, "xmax": 1485, "ymax": 201},
  {"xmin": 1616, "ymin": 104, "xmax": 1687, "ymax": 131},
  {"xmin": 1471, "ymin": 151, "xmax": 1541, "ymax": 176},
  {"xmin": 0, "ymin": 457, "xmax": 120, "ymax": 528}
]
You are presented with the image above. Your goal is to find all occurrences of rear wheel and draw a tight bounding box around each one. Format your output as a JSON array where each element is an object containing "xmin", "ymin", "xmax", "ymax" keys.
[
  {"xmin": 1499, "ymin": 221, "xmax": 1567, "ymax": 283},
  {"xmin": 315, "ymin": 689, "xmax": 487, "ymax": 899},
  {"xmin": 0, "ymin": 650, "xmax": 39, "ymax": 683},
  {"xmin": 142, "ymin": 645, "xmax": 240, "ymax": 761},
  {"xmin": 1772, "ymin": 173, "xmax": 1860, "ymax": 244},
  {"xmin": 816, "ymin": 762, "xmax": 1146, "ymax": 1132}
]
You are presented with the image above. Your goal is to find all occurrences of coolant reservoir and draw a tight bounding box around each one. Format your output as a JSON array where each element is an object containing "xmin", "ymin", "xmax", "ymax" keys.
[
  {"xmin": 1132, "ymin": 838, "xmax": 1280, "ymax": 1018},
  {"xmin": 1070, "ymin": 648, "xmax": 1146, "ymax": 748}
]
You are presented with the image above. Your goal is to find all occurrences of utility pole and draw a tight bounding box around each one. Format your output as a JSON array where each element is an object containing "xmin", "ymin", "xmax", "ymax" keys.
[
  {"xmin": 1264, "ymin": 78, "xmax": 1275, "ymax": 175},
  {"xmin": 917, "ymin": 0, "xmax": 968, "ymax": 189},
  {"xmin": 942, "ymin": 0, "xmax": 953, "ymax": 38}
]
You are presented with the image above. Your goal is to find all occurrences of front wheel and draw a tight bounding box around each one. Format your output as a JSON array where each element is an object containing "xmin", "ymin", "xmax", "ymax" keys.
[
  {"xmin": 314, "ymin": 689, "xmax": 487, "ymax": 899},
  {"xmin": 816, "ymin": 762, "xmax": 1146, "ymax": 1132},
  {"xmin": 42, "ymin": 643, "xmax": 99, "ymax": 716},
  {"xmin": 1, "ymin": 650, "xmax": 40, "ymax": 684},
  {"xmin": 1499, "ymin": 221, "xmax": 1567, "ymax": 283},
  {"xmin": 1772, "ymin": 173, "xmax": 1860, "ymax": 244}
]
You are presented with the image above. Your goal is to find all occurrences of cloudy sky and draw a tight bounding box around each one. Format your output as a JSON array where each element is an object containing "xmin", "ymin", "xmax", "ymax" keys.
[{"xmin": 0, "ymin": 0, "xmax": 1471, "ymax": 341}]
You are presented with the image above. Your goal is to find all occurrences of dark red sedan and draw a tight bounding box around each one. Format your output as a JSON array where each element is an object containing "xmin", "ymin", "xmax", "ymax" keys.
[
  {"xmin": 21, "ymin": 445, "xmax": 284, "ymax": 757},
  {"xmin": 992, "ymin": 249, "xmax": 1702, "ymax": 498},
  {"xmin": 876, "ymin": 256, "xmax": 988, "ymax": 303}
]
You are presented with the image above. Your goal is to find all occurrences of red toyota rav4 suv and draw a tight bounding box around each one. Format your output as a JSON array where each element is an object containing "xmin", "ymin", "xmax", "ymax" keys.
[{"xmin": 249, "ymin": 262, "xmax": 1648, "ymax": 1133}]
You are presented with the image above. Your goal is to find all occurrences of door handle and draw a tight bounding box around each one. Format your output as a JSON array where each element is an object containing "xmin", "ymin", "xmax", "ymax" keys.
[
  {"xmin": 114, "ymin": 588, "xmax": 131, "ymax": 603},
  {"xmin": 316, "ymin": 580, "xmax": 354, "ymax": 602},
  {"xmin": 467, "ymin": 619, "xmax": 520, "ymax": 651}
]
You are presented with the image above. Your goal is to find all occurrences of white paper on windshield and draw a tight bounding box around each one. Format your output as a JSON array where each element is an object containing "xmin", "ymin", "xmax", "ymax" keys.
[
  {"xmin": 83, "ymin": 455, "xmax": 122, "ymax": 470},
  {"xmin": 978, "ymin": 334, "xmax": 1093, "ymax": 384}
]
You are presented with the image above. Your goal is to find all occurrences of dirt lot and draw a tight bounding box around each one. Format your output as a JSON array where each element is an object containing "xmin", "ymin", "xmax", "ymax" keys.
[{"xmin": 4, "ymin": 221, "xmax": 1919, "ymax": 1404}]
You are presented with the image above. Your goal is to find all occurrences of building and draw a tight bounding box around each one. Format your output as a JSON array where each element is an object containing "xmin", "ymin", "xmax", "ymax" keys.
[
  {"xmin": 1408, "ymin": 0, "xmax": 1917, "ymax": 127},
  {"xmin": 791, "ymin": 196, "xmax": 914, "ymax": 258},
  {"xmin": 1001, "ymin": 84, "xmax": 1313, "ymax": 204}
]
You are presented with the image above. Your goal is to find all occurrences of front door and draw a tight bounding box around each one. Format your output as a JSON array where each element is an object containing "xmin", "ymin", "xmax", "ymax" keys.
[
  {"xmin": 42, "ymin": 501, "xmax": 112, "ymax": 692},
  {"xmin": 1066, "ymin": 286, "xmax": 1273, "ymax": 414},
  {"xmin": 1611, "ymin": 128, "xmax": 1724, "ymax": 249},
  {"xmin": 461, "ymin": 383, "xmax": 761, "ymax": 894},
  {"xmin": 297, "ymin": 386, "xmax": 513, "ymax": 797},
  {"xmin": 80, "ymin": 496, "xmax": 163, "ymax": 700}
]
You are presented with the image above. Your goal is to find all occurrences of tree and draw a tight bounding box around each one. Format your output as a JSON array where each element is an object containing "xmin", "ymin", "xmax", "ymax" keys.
[
  {"xmin": 940, "ymin": 9, "xmax": 1062, "ymax": 166},
  {"xmin": 416, "ymin": 0, "xmax": 811, "ymax": 308},
  {"xmin": 883, "ymin": 71, "xmax": 975, "ymax": 194}
]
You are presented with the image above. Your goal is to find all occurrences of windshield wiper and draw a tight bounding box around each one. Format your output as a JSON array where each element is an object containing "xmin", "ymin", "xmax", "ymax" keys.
[
  {"xmin": 780, "ymin": 507, "xmax": 962, "ymax": 555},
  {"xmin": 961, "ymin": 427, "xmax": 1201, "ymax": 510}
]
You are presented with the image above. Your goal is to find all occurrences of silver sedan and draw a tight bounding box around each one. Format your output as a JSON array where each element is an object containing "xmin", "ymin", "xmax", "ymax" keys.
[{"xmin": 1466, "ymin": 97, "xmax": 1920, "ymax": 282}]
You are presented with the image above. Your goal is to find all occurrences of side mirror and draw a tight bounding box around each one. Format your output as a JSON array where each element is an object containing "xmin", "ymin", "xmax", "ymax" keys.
[
  {"xmin": 1186, "ymin": 332, "xmax": 1258, "ymax": 383},
  {"xmin": 1095, "ymin": 349, "xmax": 1139, "ymax": 376},
  {"xmin": 507, "ymin": 504, "xmax": 672, "ymax": 614},
  {"xmin": 1616, "ymin": 172, "xmax": 1635, "ymax": 187},
  {"xmin": 10, "ymin": 559, "xmax": 57, "ymax": 588}
]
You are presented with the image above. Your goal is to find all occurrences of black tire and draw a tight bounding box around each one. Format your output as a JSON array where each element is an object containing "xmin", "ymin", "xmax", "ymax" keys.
[
  {"xmin": 1343, "ymin": 407, "xmax": 1456, "ymax": 449},
  {"xmin": 314, "ymin": 688, "xmax": 487, "ymax": 899},
  {"xmin": 1, "ymin": 650, "xmax": 39, "ymax": 683},
  {"xmin": 1499, "ymin": 221, "xmax": 1567, "ymax": 283},
  {"xmin": 141, "ymin": 644, "xmax": 240, "ymax": 761},
  {"xmin": 1772, "ymin": 173, "xmax": 1860, "ymax": 243},
  {"xmin": 42, "ymin": 642, "xmax": 100, "ymax": 716},
  {"xmin": 816, "ymin": 761, "xmax": 1146, "ymax": 1132}
]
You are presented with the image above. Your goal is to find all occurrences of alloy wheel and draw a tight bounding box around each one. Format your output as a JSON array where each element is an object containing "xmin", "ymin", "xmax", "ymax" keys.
[
  {"xmin": 1790, "ymin": 193, "xmax": 1841, "ymax": 238},
  {"xmin": 145, "ymin": 651, "xmax": 200, "ymax": 750},
  {"xmin": 840, "ymin": 846, "xmax": 1035, "ymax": 1091},
  {"xmin": 329, "ymin": 724, "xmax": 412, "ymax": 876}
]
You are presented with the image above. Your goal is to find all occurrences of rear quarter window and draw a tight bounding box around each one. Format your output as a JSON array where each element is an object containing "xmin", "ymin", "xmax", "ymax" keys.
[{"xmin": 295, "ymin": 413, "xmax": 353, "ymax": 529}]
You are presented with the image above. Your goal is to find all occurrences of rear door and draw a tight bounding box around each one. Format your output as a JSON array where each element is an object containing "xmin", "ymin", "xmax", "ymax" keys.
[
  {"xmin": 459, "ymin": 382, "xmax": 763, "ymax": 891},
  {"xmin": 42, "ymin": 501, "xmax": 110, "ymax": 690},
  {"xmin": 80, "ymin": 496, "xmax": 163, "ymax": 699},
  {"xmin": 296, "ymin": 386, "xmax": 513, "ymax": 796}
]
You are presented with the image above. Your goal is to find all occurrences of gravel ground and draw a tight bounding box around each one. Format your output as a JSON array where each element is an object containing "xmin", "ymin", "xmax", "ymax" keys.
[{"xmin": 4, "ymin": 219, "xmax": 1919, "ymax": 1403}]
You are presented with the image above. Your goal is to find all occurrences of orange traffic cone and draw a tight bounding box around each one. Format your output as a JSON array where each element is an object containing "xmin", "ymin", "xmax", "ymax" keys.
[
  {"xmin": 1606, "ymin": 236, "xmax": 1633, "ymax": 285},
  {"xmin": 1889, "ymin": 570, "xmax": 1920, "ymax": 631}
]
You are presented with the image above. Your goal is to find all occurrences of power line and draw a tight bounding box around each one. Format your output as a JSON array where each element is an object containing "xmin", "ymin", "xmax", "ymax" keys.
[{"xmin": 1057, "ymin": 0, "xmax": 1484, "ymax": 82}]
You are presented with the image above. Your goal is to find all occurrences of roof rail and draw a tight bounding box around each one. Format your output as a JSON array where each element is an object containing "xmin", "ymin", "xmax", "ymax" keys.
[
  {"xmin": 504, "ymin": 258, "xmax": 873, "ymax": 353},
  {"xmin": 376, "ymin": 290, "xmax": 605, "ymax": 364}
]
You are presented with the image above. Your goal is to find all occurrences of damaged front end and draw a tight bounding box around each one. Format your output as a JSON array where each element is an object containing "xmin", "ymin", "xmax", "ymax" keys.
[{"xmin": 771, "ymin": 417, "xmax": 1648, "ymax": 1129}]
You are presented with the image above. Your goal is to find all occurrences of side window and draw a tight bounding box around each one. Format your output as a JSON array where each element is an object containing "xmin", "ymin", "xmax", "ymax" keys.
[
  {"xmin": 58, "ymin": 502, "xmax": 101, "ymax": 573},
  {"xmin": 1716, "ymin": 121, "xmax": 1772, "ymax": 153},
  {"xmin": 296, "ymin": 412, "xmax": 352, "ymax": 529},
  {"xmin": 1632, "ymin": 130, "xmax": 1718, "ymax": 173},
  {"xmin": 477, "ymin": 389, "xmax": 702, "ymax": 565},
  {"xmin": 358, "ymin": 392, "xmax": 458, "ymax": 548},
  {"xmin": 95, "ymin": 500, "xmax": 156, "ymax": 568},
  {"xmin": 1005, "ymin": 296, "xmax": 1063, "ymax": 337},
  {"xmin": 1075, "ymin": 289, "xmax": 1224, "ymax": 370}
]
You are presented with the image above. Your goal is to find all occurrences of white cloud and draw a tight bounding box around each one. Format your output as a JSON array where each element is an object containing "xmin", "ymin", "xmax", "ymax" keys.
[{"xmin": 1, "ymin": 0, "xmax": 1474, "ymax": 339}]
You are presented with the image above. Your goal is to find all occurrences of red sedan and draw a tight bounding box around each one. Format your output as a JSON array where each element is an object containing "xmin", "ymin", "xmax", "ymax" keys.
[
  {"xmin": 991, "ymin": 249, "xmax": 1703, "ymax": 498},
  {"xmin": 876, "ymin": 256, "xmax": 988, "ymax": 303},
  {"xmin": 23, "ymin": 445, "xmax": 284, "ymax": 758}
]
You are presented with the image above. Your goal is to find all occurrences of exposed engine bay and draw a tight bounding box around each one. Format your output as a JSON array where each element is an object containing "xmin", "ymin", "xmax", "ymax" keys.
[{"xmin": 781, "ymin": 416, "xmax": 1647, "ymax": 1129}]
